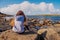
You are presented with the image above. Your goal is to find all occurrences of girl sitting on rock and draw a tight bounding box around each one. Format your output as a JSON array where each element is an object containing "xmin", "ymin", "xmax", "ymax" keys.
[{"xmin": 12, "ymin": 10, "xmax": 26, "ymax": 33}]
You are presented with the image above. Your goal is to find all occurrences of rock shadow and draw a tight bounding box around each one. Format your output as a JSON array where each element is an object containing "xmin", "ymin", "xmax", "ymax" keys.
[{"xmin": 35, "ymin": 31, "xmax": 47, "ymax": 40}]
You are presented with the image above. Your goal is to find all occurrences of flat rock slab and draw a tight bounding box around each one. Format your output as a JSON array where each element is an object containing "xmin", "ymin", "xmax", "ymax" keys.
[{"xmin": 0, "ymin": 30, "xmax": 37, "ymax": 40}]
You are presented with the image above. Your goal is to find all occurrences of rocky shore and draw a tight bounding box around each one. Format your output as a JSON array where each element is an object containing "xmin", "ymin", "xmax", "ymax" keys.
[{"xmin": 0, "ymin": 18, "xmax": 60, "ymax": 40}]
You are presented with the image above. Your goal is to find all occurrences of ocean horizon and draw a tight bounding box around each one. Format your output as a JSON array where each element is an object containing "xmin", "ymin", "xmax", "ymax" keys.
[{"xmin": 27, "ymin": 15, "xmax": 60, "ymax": 21}]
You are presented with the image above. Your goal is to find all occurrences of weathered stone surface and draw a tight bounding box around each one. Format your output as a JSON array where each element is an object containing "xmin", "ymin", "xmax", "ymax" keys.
[{"xmin": 0, "ymin": 30, "xmax": 37, "ymax": 40}]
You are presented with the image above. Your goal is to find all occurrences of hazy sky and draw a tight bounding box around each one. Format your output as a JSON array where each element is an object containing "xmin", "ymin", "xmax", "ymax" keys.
[{"xmin": 0, "ymin": 0, "xmax": 60, "ymax": 15}]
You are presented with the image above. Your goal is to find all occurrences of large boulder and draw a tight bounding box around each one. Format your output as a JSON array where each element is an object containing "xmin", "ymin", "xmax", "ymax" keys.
[
  {"xmin": 0, "ymin": 28, "xmax": 60, "ymax": 40},
  {"xmin": 35, "ymin": 28, "xmax": 60, "ymax": 40},
  {"xmin": 0, "ymin": 30, "xmax": 37, "ymax": 40}
]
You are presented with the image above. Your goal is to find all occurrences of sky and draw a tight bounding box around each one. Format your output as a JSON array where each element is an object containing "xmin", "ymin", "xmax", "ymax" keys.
[{"xmin": 0, "ymin": 0, "xmax": 60, "ymax": 15}]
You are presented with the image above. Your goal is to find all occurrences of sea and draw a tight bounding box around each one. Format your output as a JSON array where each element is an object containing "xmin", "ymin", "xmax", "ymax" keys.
[
  {"xmin": 27, "ymin": 15, "xmax": 60, "ymax": 22},
  {"xmin": 5, "ymin": 15, "xmax": 60, "ymax": 22}
]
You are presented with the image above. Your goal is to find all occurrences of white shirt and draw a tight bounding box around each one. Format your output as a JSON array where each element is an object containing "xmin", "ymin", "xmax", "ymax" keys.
[{"xmin": 12, "ymin": 16, "xmax": 24, "ymax": 33}]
